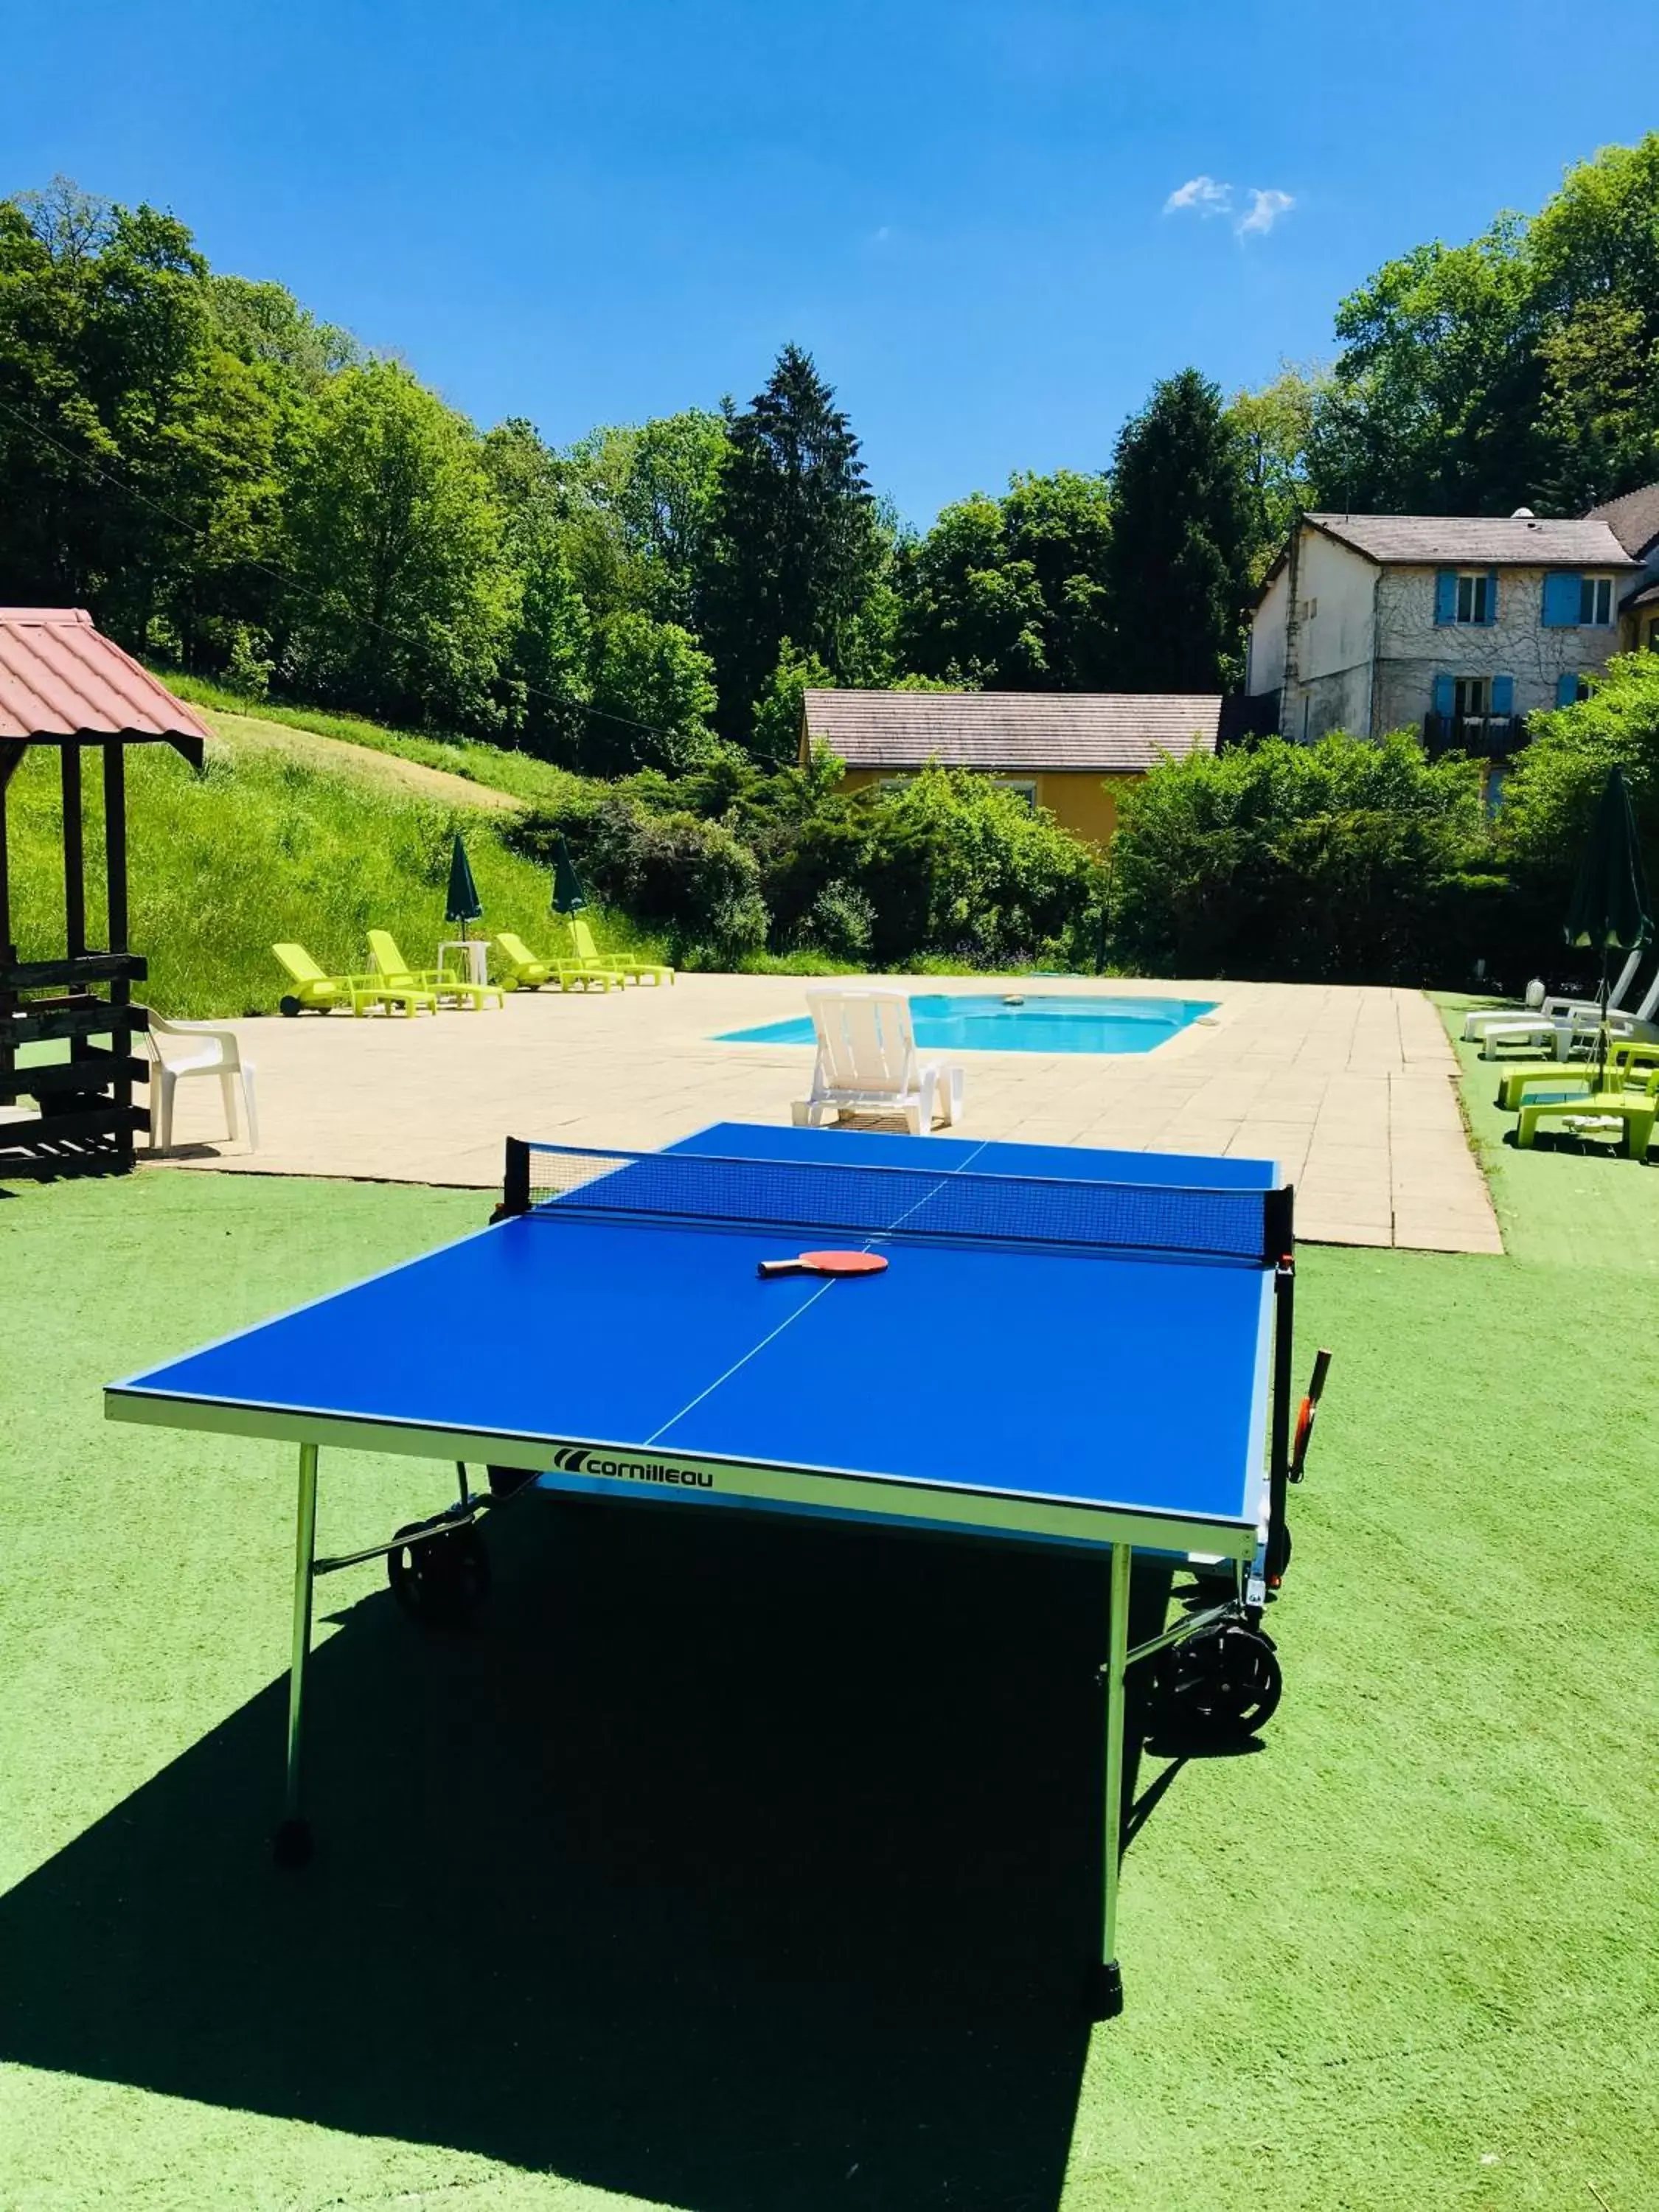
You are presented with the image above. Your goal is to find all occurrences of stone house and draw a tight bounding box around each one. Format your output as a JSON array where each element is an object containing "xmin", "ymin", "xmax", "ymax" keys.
[
  {"xmin": 798, "ymin": 689, "xmax": 1222, "ymax": 849},
  {"xmin": 1247, "ymin": 512, "xmax": 1640, "ymax": 770}
]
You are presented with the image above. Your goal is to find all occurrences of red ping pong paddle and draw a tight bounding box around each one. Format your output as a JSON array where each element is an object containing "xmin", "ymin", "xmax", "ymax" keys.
[{"xmin": 757, "ymin": 1250, "xmax": 888, "ymax": 1279}]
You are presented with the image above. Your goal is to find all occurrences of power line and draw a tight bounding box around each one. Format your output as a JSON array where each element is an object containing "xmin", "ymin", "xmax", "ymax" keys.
[{"xmin": 0, "ymin": 386, "xmax": 689, "ymax": 747}]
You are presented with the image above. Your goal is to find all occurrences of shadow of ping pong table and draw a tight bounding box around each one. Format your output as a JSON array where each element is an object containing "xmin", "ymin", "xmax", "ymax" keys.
[{"xmin": 0, "ymin": 1489, "xmax": 1207, "ymax": 2209}]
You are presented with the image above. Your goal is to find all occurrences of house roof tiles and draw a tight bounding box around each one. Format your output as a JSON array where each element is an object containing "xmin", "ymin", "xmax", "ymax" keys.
[
  {"xmin": 1305, "ymin": 513, "xmax": 1637, "ymax": 568},
  {"xmin": 1585, "ymin": 481, "xmax": 1659, "ymax": 560},
  {"xmin": 801, "ymin": 689, "xmax": 1222, "ymax": 773},
  {"xmin": 0, "ymin": 608, "xmax": 209, "ymax": 759}
]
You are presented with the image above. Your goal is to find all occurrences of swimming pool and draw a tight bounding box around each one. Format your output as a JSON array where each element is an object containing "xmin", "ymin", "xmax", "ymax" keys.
[{"xmin": 717, "ymin": 992, "xmax": 1217, "ymax": 1055}]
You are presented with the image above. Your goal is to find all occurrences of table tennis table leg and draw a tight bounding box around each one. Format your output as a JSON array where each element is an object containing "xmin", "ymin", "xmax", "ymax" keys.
[
  {"xmin": 274, "ymin": 1441, "xmax": 319, "ymax": 1868},
  {"xmin": 1091, "ymin": 1540, "xmax": 1133, "ymax": 2020}
]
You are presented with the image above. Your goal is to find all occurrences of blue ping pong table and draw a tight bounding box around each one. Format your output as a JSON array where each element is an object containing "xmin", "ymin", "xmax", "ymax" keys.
[{"xmin": 105, "ymin": 1121, "xmax": 1312, "ymax": 2019}]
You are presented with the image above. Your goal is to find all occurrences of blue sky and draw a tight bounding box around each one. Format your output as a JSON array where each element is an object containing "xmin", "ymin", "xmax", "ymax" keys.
[{"xmin": 6, "ymin": 0, "xmax": 1658, "ymax": 527}]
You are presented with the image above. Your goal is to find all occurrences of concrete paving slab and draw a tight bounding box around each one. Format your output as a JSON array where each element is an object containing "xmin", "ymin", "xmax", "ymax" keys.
[{"xmin": 137, "ymin": 973, "xmax": 1501, "ymax": 1253}]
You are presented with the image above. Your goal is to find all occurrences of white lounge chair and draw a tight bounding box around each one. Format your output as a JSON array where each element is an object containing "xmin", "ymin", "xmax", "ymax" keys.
[
  {"xmin": 145, "ymin": 1013, "xmax": 259, "ymax": 1154},
  {"xmin": 791, "ymin": 988, "xmax": 964, "ymax": 1136},
  {"xmin": 1463, "ymin": 954, "xmax": 1641, "ymax": 1043},
  {"xmin": 1477, "ymin": 963, "xmax": 1659, "ymax": 1060}
]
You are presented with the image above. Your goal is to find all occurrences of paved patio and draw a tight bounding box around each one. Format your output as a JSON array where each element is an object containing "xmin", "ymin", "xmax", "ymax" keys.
[{"xmin": 145, "ymin": 974, "xmax": 1500, "ymax": 1253}]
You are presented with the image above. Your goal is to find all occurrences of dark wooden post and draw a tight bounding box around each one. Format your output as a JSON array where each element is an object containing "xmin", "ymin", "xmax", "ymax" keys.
[
  {"xmin": 60, "ymin": 742, "xmax": 86, "ymax": 957},
  {"xmin": 102, "ymin": 740, "xmax": 128, "ymax": 954},
  {"xmin": 59, "ymin": 740, "xmax": 94, "ymax": 1098},
  {"xmin": 103, "ymin": 740, "xmax": 137, "ymax": 1155},
  {"xmin": 0, "ymin": 742, "xmax": 20, "ymax": 1115},
  {"xmin": 0, "ymin": 740, "xmax": 21, "ymax": 970}
]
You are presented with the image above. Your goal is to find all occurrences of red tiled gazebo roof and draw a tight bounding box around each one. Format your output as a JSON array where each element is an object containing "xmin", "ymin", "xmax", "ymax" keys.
[{"xmin": 0, "ymin": 608, "xmax": 208, "ymax": 762}]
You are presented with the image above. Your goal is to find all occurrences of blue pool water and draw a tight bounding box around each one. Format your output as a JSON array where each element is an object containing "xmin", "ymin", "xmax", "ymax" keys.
[{"xmin": 717, "ymin": 992, "xmax": 1217, "ymax": 1055}]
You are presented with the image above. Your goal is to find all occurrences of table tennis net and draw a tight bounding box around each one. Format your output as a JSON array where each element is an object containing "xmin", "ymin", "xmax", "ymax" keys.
[{"xmin": 505, "ymin": 1141, "xmax": 1288, "ymax": 1265}]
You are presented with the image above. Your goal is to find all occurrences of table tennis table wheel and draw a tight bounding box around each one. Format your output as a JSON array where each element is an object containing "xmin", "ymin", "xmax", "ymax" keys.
[
  {"xmin": 1157, "ymin": 1621, "xmax": 1282, "ymax": 1743},
  {"xmin": 1085, "ymin": 1961, "xmax": 1124, "ymax": 2020},
  {"xmin": 273, "ymin": 1818, "xmax": 313, "ymax": 1869},
  {"xmin": 387, "ymin": 1520, "xmax": 492, "ymax": 1628}
]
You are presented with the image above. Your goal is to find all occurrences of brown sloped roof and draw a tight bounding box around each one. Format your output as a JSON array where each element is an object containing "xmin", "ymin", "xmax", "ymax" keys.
[
  {"xmin": 1307, "ymin": 513, "xmax": 1636, "ymax": 568},
  {"xmin": 1585, "ymin": 481, "xmax": 1659, "ymax": 560},
  {"xmin": 0, "ymin": 608, "xmax": 209, "ymax": 760},
  {"xmin": 801, "ymin": 689, "xmax": 1221, "ymax": 772}
]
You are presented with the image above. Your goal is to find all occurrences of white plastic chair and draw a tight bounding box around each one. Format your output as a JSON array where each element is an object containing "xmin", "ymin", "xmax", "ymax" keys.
[
  {"xmin": 145, "ymin": 1013, "xmax": 259, "ymax": 1153},
  {"xmin": 792, "ymin": 988, "xmax": 964, "ymax": 1135}
]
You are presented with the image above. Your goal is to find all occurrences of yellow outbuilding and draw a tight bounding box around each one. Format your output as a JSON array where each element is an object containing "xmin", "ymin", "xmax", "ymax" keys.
[{"xmin": 799, "ymin": 689, "xmax": 1223, "ymax": 850}]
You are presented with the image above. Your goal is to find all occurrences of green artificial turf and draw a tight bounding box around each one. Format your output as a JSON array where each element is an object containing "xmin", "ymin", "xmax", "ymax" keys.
[{"xmin": 1, "ymin": 1062, "xmax": 1656, "ymax": 2211}]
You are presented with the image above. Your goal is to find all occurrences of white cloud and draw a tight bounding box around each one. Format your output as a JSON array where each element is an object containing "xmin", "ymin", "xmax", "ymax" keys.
[
  {"xmin": 872, "ymin": 224, "xmax": 893, "ymax": 244},
  {"xmin": 1237, "ymin": 187, "xmax": 1295, "ymax": 237},
  {"xmin": 1164, "ymin": 177, "xmax": 1297, "ymax": 238},
  {"xmin": 1164, "ymin": 175, "xmax": 1233, "ymax": 218}
]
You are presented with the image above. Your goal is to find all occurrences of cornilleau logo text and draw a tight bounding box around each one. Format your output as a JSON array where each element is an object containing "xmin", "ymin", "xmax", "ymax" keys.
[{"xmin": 552, "ymin": 1444, "xmax": 713, "ymax": 1489}]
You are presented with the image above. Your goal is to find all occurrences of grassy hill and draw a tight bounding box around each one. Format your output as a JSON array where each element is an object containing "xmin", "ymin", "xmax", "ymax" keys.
[
  {"xmin": 158, "ymin": 671, "xmax": 585, "ymax": 810},
  {"xmin": 5, "ymin": 700, "xmax": 665, "ymax": 1019}
]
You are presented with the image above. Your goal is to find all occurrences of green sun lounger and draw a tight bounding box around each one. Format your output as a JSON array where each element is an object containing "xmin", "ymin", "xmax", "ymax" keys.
[
  {"xmin": 1496, "ymin": 1064, "xmax": 1598, "ymax": 1112},
  {"xmin": 568, "ymin": 916, "xmax": 674, "ymax": 987},
  {"xmin": 1497, "ymin": 1038, "xmax": 1659, "ymax": 1111},
  {"xmin": 367, "ymin": 930, "xmax": 503, "ymax": 1011},
  {"xmin": 273, "ymin": 942, "xmax": 434, "ymax": 1018},
  {"xmin": 493, "ymin": 931, "xmax": 623, "ymax": 993},
  {"xmin": 1515, "ymin": 1068, "xmax": 1659, "ymax": 1157}
]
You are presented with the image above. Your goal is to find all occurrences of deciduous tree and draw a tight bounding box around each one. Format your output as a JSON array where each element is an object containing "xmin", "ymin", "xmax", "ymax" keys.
[
  {"xmin": 897, "ymin": 470, "xmax": 1113, "ymax": 689},
  {"xmin": 1225, "ymin": 366, "xmax": 1323, "ymax": 579},
  {"xmin": 279, "ymin": 361, "xmax": 511, "ymax": 728},
  {"xmin": 586, "ymin": 611, "xmax": 721, "ymax": 775},
  {"xmin": 0, "ymin": 183, "xmax": 285, "ymax": 660}
]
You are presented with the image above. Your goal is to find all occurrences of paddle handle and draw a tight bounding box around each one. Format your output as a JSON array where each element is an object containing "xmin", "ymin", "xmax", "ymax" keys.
[
  {"xmin": 1290, "ymin": 1348, "xmax": 1333, "ymax": 1481},
  {"xmin": 757, "ymin": 1258, "xmax": 807, "ymax": 1277}
]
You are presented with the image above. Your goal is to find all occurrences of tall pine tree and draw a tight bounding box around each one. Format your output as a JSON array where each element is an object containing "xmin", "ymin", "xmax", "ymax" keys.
[
  {"xmin": 1106, "ymin": 369, "xmax": 1250, "ymax": 692},
  {"xmin": 703, "ymin": 344, "xmax": 882, "ymax": 745}
]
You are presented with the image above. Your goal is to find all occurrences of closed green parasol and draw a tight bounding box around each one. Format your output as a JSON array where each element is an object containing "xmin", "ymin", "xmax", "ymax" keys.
[
  {"xmin": 551, "ymin": 833, "xmax": 588, "ymax": 916},
  {"xmin": 1564, "ymin": 765, "xmax": 1652, "ymax": 1087},
  {"xmin": 445, "ymin": 831, "xmax": 484, "ymax": 929}
]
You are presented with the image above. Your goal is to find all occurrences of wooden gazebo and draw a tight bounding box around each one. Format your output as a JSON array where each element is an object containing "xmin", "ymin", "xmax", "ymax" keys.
[{"xmin": 0, "ymin": 610, "xmax": 209, "ymax": 1176}]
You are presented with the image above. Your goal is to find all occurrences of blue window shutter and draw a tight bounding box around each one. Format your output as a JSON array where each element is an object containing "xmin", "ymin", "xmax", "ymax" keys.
[
  {"xmin": 1556, "ymin": 672, "xmax": 1579, "ymax": 708},
  {"xmin": 1434, "ymin": 570, "xmax": 1457, "ymax": 625},
  {"xmin": 1492, "ymin": 675, "xmax": 1514, "ymax": 714},
  {"xmin": 1484, "ymin": 568, "xmax": 1499, "ymax": 624},
  {"xmin": 1433, "ymin": 674, "xmax": 1455, "ymax": 718},
  {"xmin": 1543, "ymin": 572, "xmax": 1579, "ymax": 627}
]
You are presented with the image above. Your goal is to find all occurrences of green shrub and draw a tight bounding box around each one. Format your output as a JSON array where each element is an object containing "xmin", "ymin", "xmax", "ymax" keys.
[
  {"xmin": 1480, "ymin": 653, "xmax": 1659, "ymax": 989},
  {"xmin": 512, "ymin": 761, "xmax": 1096, "ymax": 971},
  {"xmin": 509, "ymin": 792, "xmax": 768, "ymax": 967},
  {"xmin": 1112, "ymin": 731, "xmax": 1495, "ymax": 982},
  {"xmin": 1501, "ymin": 653, "xmax": 1659, "ymax": 874},
  {"xmin": 855, "ymin": 766, "xmax": 1102, "ymax": 968},
  {"xmin": 795, "ymin": 877, "xmax": 877, "ymax": 960}
]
